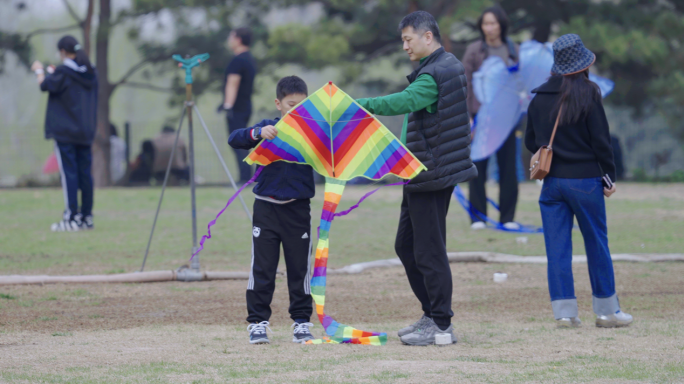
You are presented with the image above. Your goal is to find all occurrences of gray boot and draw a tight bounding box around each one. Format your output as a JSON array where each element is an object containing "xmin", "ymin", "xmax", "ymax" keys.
[
  {"xmin": 397, "ymin": 315, "xmax": 432, "ymax": 337},
  {"xmin": 400, "ymin": 319, "xmax": 457, "ymax": 346}
]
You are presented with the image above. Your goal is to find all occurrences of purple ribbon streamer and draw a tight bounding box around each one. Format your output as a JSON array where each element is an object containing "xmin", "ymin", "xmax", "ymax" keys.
[
  {"xmin": 332, "ymin": 180, "xmax": 409, "ymax": 219},
  {"xmin": 317, "ymin": 179, "xmax": 409, "ymax": 237},
  {"xmin": 190, "ymin": 167, "xmax": 263, "ymax": 261}
]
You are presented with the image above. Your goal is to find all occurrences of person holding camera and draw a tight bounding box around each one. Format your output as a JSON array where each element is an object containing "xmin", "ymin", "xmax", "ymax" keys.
[{"xmin": 32, "ymin": 35, "xmax": 98, "ymax": 232}]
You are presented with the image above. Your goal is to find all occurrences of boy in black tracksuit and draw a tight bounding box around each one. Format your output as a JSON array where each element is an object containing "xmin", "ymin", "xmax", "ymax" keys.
[
  {"xmin": 32, "ymin": 35, "xmax": 98, "ymax": 232},
  {"xmin": 228, "ymin": 76, "xmax": 316, "ymax": 344}
]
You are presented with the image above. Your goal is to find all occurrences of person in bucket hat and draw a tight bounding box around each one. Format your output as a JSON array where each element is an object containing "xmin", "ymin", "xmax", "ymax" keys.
[{"xmin": 524, "ymin": 33, "xmax": 633, "ymax": 330}]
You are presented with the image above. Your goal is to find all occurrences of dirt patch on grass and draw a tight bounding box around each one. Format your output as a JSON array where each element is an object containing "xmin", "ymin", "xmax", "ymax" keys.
[
  {"xmin": 1, "ymin": 262, "xmax": 683, "ymax": 333},
  {"xmin": 1, "ymin": 263, "xmax": 683, "ymax": 383}
]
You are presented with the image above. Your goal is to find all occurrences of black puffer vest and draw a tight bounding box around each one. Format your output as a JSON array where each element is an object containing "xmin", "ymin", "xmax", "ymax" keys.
[{"xmin": 405, "ymin": 48, "xmax": 478, "ymax": 193}]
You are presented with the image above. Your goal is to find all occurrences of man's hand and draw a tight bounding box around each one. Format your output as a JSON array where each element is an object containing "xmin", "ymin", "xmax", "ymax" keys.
[
  {"xmin": 216, "ymin": 104, "xmax": 234, "ymax": 119},
  {"xmin": 260, "ymin": 125, "xmax": 278, "ymax": 140},
  {"xmin": 31, "ymin": 60, "xmax": 44, "ymax": 72},
  {"xmin": 604, "ymin": 184, "xmax": 616, "ymax": 198}
]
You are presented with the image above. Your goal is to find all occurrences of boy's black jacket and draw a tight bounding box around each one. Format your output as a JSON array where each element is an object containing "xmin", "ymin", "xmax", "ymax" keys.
[
  {"xmin": 228, "ymin": 118, "xmax": 315, "ymax": 200},
  {"xmin": 40, "ymin": 65, "xmax": 98, "ymax": 145}
]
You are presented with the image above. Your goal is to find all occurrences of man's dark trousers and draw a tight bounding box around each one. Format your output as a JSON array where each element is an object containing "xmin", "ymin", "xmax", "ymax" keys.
[
  {"xmin": 227, "ymin": 111, "xmax": 253, "ymax": 183},
  {"xmin": 246, "ymin": 199, "xmax": 313, "ymax": 323},
  {"xmin": 468, "ymin": 128, "xmax": 518, "ymax": 223},
  {"xmin": 395, "ymin": 186, "xmax": 455, "ymax": 327},
  {"xmin": 55, "ymin": 141, "xmax": 94, "ymax": 220}
]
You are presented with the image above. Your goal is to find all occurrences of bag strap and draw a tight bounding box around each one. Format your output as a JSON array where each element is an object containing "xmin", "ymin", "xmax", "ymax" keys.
[{"xmin": 548, "ymin": 105, "xmax": 563, "ymax": 149}]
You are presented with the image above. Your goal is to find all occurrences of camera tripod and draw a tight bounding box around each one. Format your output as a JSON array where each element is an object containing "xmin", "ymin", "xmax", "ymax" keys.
[{"xmin": 139, "ymin": 53, "xmax": 251, "ymax": 280}]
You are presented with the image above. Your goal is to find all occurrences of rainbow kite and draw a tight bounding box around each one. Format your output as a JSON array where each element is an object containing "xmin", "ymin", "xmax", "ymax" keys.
[{"xmin": 246, "ymin": 82, "xmax": 426, "ymax": 345}]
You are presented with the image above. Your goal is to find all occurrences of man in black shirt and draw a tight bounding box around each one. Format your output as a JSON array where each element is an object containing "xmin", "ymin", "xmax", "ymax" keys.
[{"xmin": 221, "ymin": 27, "xmax": 257, "ymax": 183}]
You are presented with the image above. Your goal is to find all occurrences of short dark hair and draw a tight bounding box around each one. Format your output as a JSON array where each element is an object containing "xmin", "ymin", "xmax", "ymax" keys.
[
  {"xmin": 232, "ymin": 27, "xmax": 252, "ymax": 47},
  {"xmin": 276, "ymin": 76, "xmax": 308, "ymax": 101},
  {"xmin": 162, "ymin": 125, "xmax": 175, "ymax": 133},
  {"xmin": 477, "ymin": 6, "xmax": 509, "ymax": 42},
  {"xmin": 398, "ymin": 11, "xmax": 442, "ymax": 44}
]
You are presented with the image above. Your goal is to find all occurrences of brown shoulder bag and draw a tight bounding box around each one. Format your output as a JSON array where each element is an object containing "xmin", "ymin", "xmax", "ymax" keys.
[{"xmin": 529, "ymin": 106, "xmax": 563, "ymax": 180}]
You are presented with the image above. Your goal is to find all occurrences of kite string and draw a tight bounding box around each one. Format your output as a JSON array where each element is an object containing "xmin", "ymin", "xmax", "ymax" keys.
[{"xmin": 190, "ymin": 167, "xmax": 263, "ymax": 261}]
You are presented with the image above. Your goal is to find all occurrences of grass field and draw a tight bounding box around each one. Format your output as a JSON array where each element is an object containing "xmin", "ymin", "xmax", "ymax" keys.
[
  {"xmin": 1, "ymin": 183, "xmax": 684, "ymax": 383},
  {"xmin": 1, "ymin": 183, "xmax": 683, "ymax": 274}
]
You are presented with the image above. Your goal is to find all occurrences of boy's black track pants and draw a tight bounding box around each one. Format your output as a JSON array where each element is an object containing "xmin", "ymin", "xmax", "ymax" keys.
[{"xmin": 246, "ymin": 198, "xmax": 313, "ymax": 323}]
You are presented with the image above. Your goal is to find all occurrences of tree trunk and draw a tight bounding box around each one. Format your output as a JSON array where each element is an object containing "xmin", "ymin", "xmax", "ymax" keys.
[
  {"xmin": 83, "ymin": 0, "xmax": 94, "ymax": 56},
  {"xmin": 92, "ymin": 0, "xmax": 112, "ymax": 187}
]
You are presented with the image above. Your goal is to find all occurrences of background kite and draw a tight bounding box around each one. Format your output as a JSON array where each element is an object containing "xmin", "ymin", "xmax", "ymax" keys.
[{"xmin": 470, "ymin": 40, "xmax": 615, "ymax": 162}]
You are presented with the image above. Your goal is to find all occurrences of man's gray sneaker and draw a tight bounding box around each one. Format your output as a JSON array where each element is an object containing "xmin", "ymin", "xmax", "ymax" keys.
[
  {"xmin": 291, "ymin": 322, "xmax": 315, "ymax": 343},
  {"xmin": 400, "ymin": 319, "xmax": 457, "ymax": 346},
  {"xmin": 397, "ymin": 315, "xmax": 432, "ymax": 337},
  {"xmin": 247, "ymin": 321, "xmax": 272, "ymax": 344}
]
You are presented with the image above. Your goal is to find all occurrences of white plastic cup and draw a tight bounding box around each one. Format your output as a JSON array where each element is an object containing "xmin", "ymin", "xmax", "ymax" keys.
[{"xmin": 493, "ymin": 273, "xmax": 508, "ymax": 283}]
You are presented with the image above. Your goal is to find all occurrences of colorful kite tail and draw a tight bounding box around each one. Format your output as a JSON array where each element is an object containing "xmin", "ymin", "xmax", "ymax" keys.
[
  {"xmin": 306, "ymin": 178, "xmax": 388, "ymax": 345},
  {"xmin": 190, "ymin": 167, "xmax": 263, "ymax": 261}
]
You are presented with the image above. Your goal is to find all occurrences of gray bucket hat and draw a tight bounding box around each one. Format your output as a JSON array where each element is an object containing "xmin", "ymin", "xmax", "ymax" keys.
[{"xmin": 551, "ymin": 34, "xmax": 596, "ymax": 76}]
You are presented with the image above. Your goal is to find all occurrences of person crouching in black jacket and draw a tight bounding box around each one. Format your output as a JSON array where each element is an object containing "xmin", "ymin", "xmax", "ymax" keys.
[
  {"xmin": 32, "ymin": 35, "xmax": 98, "ymax": 232},
  {"xmin": 228, "ymin": 76, "xmax": 317, "ymax": 345},
  {"xmin": 525, "ymin": 34, "xmax": 632, "ymax": 329}
]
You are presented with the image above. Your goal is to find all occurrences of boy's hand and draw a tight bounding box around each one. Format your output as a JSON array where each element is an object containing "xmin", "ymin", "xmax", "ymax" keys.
[
  {"xmin": 604, "ymin": 184, "xmax": 616, "ymax": 198},
  {"xmin": 261, "ymin": 125, "xmax": 278, "ymax": 140}
]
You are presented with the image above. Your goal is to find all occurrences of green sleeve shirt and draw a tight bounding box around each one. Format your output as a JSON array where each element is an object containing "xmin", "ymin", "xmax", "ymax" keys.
[{"xmin": 357, "ymin": 74, "xmax": 438, "ymax": 144}]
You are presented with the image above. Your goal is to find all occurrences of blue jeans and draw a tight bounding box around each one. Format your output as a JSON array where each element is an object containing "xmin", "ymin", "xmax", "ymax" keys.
[
  {"xmin": 55, "ymin": 142, "xmax": 94, "ymax": 220},
  {"xmin": 539, "ymin": 177, "xmax": 620, "ymax": 319}
]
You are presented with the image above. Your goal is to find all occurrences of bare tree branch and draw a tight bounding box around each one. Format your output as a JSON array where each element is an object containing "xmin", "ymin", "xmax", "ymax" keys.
[
  {"xmin": 113, "ymin": 59, "xmax": 151, "ymax": 87},
  {"xmin": 118, "ymin": 81, "xmax": 172, "ymax": 93},
  {"xmin": 61, "ymin": 0, "xmax": 83, "ymax": 24},
  {"xmin": 26, "ymin": 24, "xmax": 81, "ymax": 39}
]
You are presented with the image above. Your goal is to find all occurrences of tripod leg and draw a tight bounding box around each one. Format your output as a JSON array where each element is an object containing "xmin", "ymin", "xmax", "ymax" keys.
[
  {"xmin": 193, "ymin": 105, "xmax": 252, "ymax": 221},
  {"xmin": 140, "ymin": 107, "xmax": 186, "ymax": 272}
]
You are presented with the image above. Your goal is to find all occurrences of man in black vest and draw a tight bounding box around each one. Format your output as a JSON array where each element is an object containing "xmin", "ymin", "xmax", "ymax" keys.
[{"xmin": 357, "ymin": 11, "xmax": 477, "ymax": 346}]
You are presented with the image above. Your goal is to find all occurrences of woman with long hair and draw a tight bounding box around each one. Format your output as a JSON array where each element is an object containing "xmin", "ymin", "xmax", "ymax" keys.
[
  {"xmin": 31, "ymin": 35, "xmax": 98, "ymax": 231},
  {"xmin": 462, "ymin": 6, "xmax": 520, "ymax": 230},
  {"xmin": 525, "ymin": 34, "xmax": 632, "ymax": 328}
]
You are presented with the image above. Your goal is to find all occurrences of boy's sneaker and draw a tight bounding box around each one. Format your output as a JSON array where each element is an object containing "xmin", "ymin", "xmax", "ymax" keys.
[
  {"xmin": 291, "ymin": 322, "xmax": 315, "ymax": 343},
  {"xmin": 76, "ymin": 214, "xmax": 94, "ymax": 230},
  {"xmin": 596, "ymin": 311, "xmax": 633, "ymax": 328},
  {"xmin": 397, "ymin": 315, "xmax": 432, "ymax": 337},
  {"xmin": 51, "ymin": 219, "xmax": 80, "ymax": 232},
  {"xmin": 247, "ymin": 321, "xmax": 272, "ymax": 344},
  {"xmin": 400, "ymin": 319, "xmax": 457, "ymax": 346}
]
